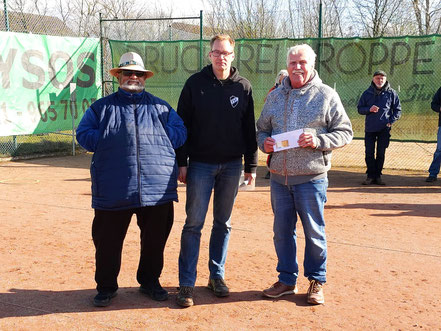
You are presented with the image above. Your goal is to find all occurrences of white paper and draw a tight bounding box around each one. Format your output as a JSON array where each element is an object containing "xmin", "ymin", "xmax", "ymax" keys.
[{"xmin": 272, "ymin": 129, "xmax": 304, "ymax": 152}]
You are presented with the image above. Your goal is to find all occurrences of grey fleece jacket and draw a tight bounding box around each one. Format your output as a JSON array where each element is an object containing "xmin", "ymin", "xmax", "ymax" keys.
[{"xmin": 257, "ymin": 71, "xmax": 353, "ymax": 179}]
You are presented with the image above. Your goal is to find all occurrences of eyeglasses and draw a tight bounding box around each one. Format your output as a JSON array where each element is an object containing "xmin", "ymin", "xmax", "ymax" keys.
[
  {"xmin": 210, "ymin": 50, "xmax": 234, "ymax": 58},
  {"xmin": 120, "ymin": 70, "xmax": 146, "ymax": 78}
]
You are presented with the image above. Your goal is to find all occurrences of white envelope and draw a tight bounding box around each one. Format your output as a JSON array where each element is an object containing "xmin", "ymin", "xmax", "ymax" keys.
[{"xmin": 272, "ymin": 129, "xmax": 304, "ymax": 152}]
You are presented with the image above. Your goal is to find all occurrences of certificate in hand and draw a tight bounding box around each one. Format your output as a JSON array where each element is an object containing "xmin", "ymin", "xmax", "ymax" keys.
[{"xmin": 272, "ymin": 129, "xmax": 304, "ymax": 152}]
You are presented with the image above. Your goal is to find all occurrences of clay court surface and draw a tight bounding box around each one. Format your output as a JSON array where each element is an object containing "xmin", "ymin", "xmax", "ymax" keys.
[{"xmin": 1, "ymin": 153, "xmax": 440, "ymax": 330}]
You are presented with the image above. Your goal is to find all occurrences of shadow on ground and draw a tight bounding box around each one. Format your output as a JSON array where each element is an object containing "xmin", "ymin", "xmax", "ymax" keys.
[{"xmin": 0, "ymin": 286, "xmax": 311, "ymax": 318}]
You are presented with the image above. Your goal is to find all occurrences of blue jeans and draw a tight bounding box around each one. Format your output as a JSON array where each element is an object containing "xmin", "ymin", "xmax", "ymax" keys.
[
  {"xmin": 178, "ymin": 159, "xmax": 242, "ymax": 287},
  {"xmin": 428, "ymin": 127, "xmax": 441, "ymax": 178},
  {"xmin": 270, "ymin": 178, "xmax": 328, "ymax": 285}
]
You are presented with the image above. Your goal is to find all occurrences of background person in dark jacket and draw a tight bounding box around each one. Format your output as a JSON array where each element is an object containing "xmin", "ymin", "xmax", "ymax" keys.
[
  {"xmin": 264, "ymin": 69, "xmax": 289, "ymax": 180},
  {"xmin": 175, "ymin": 34, "xmax": 258, "ymax": 307},
  {"xmin": 426, "ymin": 86, "xmax": 441, "ymax": 182},
  {"xmin": 357, "ymin": 70, "xmax": 401, "ymax": 185},
  {"xmin": 76, "ymin": 52, "xmax": 187, "ymax": 307}
]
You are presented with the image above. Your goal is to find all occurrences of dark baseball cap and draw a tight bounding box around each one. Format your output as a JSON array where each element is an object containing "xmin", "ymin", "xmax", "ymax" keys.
[{"xmin": 373, "ymin": 70, "xmax": 387, "ymax": 77}]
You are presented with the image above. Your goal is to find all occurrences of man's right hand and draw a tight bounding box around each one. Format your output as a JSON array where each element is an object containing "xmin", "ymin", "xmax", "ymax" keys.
[
  {"xmin": 264, "ymin": 137, "xmax": 276, "ymax": 153},
  {"xmin": 370, "ymin": 105, "xmax": 379, "ymax": 113},
  {"xmin": 178, "ymin": 167, "xmax": 187, "ymax": 184}
]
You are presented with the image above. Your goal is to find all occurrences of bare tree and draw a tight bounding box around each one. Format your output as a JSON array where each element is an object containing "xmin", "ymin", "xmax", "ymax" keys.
[
  {"xmin": 54, "ymin": 0, "xmax": 72, "ymax": 26},
  {"xmin": 351, "ymin": 0, "xmax": 403, "ymax": 37},
  {"xmin": 7, "ymin": 0, "xmax": 51, "ymax": 33},
  {"xmin": 31, "ymin": 0, "xmax": 49, "ymax": 16},
  {"xmin": 204, "ymin": 0, "xmax": 283, "ymax": 38},
  {"xmin": 411, "ymin": 0, "xmax": 441, "ymax": 34},
  {"xmin": 204, "ymin": 0, "xmax": 349, "ymax": 39}
]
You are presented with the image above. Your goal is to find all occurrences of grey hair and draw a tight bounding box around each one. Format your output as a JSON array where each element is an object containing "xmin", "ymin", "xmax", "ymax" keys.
[
  {"xmin": 275, "ymin": 69, "xmax": 288, "ymax": 85},
  {"xmin": 286, "ymin": 44, "xmax": 317, "ymax": 68}
]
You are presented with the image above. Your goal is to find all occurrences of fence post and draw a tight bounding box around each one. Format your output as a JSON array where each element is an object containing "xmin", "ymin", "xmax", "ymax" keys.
[
  {"xmin": 70, "ymin": 83, "xmax": 76, "ymax": 156},
  {"xmin": 317, "ymin": 0, "xmax": 322, "ymax": 75},
  {"xmin": 99, "ymin": 13, "xmax": 105, "ymax": 96},
  {"xmin": 3, "ymin": 0, "xmax": 9, "ymax": 31},
  {"xmin": 199, "ymin": 10, "xmax": 203, "ymax": 71}
]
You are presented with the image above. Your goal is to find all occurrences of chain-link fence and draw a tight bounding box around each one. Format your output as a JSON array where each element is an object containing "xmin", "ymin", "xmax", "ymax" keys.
[
  {"xmin": 99, "ymin": 14, "xmax": 204, "ymax": 98},
  {"xmin": 105, "ymin": 34, "xmax": 440, "ymax": 171},
  {"xmin": 1, "ymin": 8, "xmax": 439, "ymax": 172},
  {"xmin": 0, "ymin": 7, "xmax": 79, "ymax": 158},
  {"xmin": 0, "ymin": 9, "xmax": 99, "ymax": 159}
]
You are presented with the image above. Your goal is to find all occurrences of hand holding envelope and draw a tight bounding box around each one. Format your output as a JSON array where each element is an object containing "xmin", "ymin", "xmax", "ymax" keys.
[
  {"xmin": 264, "ymin": 128, "xmax": 316, "ymax": 153},
  {"xmin": 272, "ymin": 129, "xmax": 303, "ymax": 152}
]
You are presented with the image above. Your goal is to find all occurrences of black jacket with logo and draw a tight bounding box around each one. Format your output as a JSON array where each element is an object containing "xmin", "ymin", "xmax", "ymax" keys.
[{"xmin": 176, "ymin": 65, "xmax": 258, "ymax": 173}]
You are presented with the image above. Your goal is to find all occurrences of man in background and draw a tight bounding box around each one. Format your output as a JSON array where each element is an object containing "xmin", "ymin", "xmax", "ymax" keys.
[
  {"xmin": 425, "ymin": 86, "xmax": 441, "ymax": 182},
  {"xmin": 357, "ymin": 70, "xmax": 401, "ymax": 185}
]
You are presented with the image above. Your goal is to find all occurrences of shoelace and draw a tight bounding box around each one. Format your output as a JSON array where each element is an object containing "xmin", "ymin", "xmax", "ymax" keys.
[
  {"xmin": 214, "ymin": 279, "xmax": 226, "ymax": 286},
  {"xmin": 310, "ymin": 280, "xmax": 322, "ymax": 293},
  {"xmin": 180, "ymin": 287, "xmax": 193, "ymax": 295}
]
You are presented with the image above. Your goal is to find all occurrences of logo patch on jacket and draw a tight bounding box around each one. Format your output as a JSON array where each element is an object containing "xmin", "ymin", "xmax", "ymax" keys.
[{"xmin": 230, "ymin": 95, "xmax": 239, "ymax": 108}]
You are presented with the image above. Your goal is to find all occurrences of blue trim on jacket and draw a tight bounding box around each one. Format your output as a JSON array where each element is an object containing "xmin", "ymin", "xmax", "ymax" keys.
[
  {"xmin": 357, "ymin": 82, "xmax": 402, "ymax": 132},
  {"xmin": 76, "ymin": 88, "xmax": 187, "ymax": 210}
]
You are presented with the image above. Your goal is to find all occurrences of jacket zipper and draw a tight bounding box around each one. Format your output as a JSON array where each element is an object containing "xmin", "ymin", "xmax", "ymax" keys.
[
  {"xmin": 133, "ymin": 97, "xmax": 142, "ymax": 205},
  {"xmin": 283, "ymin": 93, "xmax": 290, "ymax": 185}
]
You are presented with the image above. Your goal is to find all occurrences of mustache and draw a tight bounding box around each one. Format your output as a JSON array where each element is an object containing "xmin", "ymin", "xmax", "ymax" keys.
[{"xmin": 121, "ymin": 81, "xmax": 144, "ymax": 92}]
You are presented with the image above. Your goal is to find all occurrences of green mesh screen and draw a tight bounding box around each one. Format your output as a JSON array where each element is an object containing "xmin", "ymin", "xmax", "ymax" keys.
[{"xmin": 109, "ymin": 35, "xmax": 441, "ymax": 143}]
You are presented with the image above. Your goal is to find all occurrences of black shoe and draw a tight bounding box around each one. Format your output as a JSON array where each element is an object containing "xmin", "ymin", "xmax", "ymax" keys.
[
  {"xmin": 375, "ymin": 178, "xmax": 386, "ymax": 185},
  {"xmin": 426, "ymin": 176, "xmax": 437, "ymax": 182},
  {"xmin": 362, "ymin": 178, "xmax": 375, "ymax": 185},
  {"xmin": 93, "ymin": 291, "xmax": 117, "ymax": 307},
  {"xmin": 140, "ymin": 280, "xmax": 169, "ymax": 301},
  {"xmin": 176, "ymin": 286, "xmax": 194, "ymax": 307},
  {"xmin": 207, "ymin": 278, "xmax": 230, "ymax": 297}
]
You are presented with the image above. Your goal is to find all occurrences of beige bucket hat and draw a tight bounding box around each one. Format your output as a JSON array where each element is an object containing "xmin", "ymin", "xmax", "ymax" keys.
[{"xmin": 109, "ymin": 52, "xmax": 154, "ymax": 78}]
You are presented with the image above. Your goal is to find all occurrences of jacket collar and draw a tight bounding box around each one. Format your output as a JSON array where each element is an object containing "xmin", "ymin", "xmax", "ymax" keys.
[
  {"xmin": 117, "ymin": 87, "xmax": 145, "ymax": 102},
  {"xmin": 369, "ymin": 81, "xmax": 391, "ymax": 95},
  {"xmin": 202, "ymin": 64, "xmax": 239, "ymax": 83}
]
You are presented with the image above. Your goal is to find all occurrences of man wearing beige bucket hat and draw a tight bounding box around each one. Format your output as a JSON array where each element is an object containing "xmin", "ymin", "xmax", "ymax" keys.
[{"xmin": 77, "ymin": 51, "xmax": 187, "ymax": 307}]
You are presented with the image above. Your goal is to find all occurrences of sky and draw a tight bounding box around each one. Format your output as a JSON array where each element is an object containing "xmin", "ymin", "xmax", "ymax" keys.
[
  {"xmin": 154, "ymin": 0, "xmax": 207, "ymax": 16},
  {"xmin": 6, "ymin": 0, "xmax": 209, "ymax": 19}
]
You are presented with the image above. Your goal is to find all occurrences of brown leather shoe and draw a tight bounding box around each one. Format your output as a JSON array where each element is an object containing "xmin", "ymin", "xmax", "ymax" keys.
[
  {"xmin": 307, "ymin": 279, "xmax": 325, "ymax": 304},
  {"xmin": 262, "ymin": 281, "xmax": 298, "ymax": 298}
]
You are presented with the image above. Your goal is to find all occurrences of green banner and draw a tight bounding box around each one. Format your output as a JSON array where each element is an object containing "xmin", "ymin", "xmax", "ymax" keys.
[
  {"xmin": 0, "ymin": 31, "xmax": 101, "ymax": 136},
  {"xmin": 109, "ymin": 35, "xmax": 441, "ymax": 142}
]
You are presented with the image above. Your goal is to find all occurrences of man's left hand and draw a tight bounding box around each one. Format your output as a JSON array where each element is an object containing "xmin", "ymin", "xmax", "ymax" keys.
[
  {"xmin": 298, "ymin": 132, "xmax": 317, "ymax": 149},
  {"xmin": 386, "ymin": 123, "xmax": 391, "ymax": 127}
]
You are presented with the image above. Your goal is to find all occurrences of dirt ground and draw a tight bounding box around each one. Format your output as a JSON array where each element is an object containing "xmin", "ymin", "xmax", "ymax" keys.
[{"xmin": 1, "ymin": 153, "xmax": 440, "ymax": 330}]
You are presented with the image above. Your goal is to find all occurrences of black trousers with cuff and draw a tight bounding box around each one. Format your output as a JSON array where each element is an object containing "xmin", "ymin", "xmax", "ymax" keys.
[{"xmin": 92, "ymin": 202, "xmax": 174, "ymax": 293}]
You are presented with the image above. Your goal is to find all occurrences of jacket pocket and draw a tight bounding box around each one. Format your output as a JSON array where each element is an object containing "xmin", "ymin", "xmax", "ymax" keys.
[{"xmin": 90, "ymin": 161, "xmax": 99, "ymax": 197}]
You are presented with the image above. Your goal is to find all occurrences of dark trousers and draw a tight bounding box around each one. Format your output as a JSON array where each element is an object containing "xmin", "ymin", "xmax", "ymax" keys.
[
  {"xmin": 364, "ymin": 127, "xmax": 391, "ymax": 179},
  {"xmin": 92, "ymin": 202, "xmax": 174, "ymax": 293}
]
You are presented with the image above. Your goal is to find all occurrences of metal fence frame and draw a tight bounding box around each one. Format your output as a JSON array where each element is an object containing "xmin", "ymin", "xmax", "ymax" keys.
[{"xmin": 99, "ymin": 11, "xmax": 204, "ymax": 98}]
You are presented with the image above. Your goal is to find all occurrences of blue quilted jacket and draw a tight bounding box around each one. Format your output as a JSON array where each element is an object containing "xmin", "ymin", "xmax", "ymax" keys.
[{"xmin": 76, "ymin": 88, "xmax": 187, "ymax": 210}]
